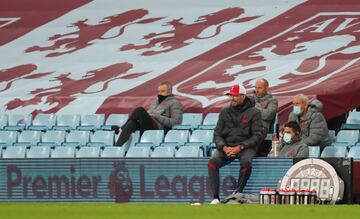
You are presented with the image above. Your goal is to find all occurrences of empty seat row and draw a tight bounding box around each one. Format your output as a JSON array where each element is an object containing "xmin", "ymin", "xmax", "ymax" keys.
[
  {"xmin": 309, "ymin": 145, "xmax": 360, "ymax": 160},
  {"xmin": 0, "ymin": 145, "xmax": 204, "ymax": 159},
  {"xmin": 0, "ymin": 114, "xmax": 129, "ymax": 131}
]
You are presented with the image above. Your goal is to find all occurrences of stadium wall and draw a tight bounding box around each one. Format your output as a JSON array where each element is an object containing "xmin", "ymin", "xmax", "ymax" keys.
[{"xmin": 0, "ymin": 158, "xmax": 292, "ymax": 203}]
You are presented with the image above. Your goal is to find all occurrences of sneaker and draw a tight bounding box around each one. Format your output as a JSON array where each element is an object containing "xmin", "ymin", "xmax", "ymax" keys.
[{"xmin": 210, "ymin": 199, "xmax": 220, "ymax": 204}]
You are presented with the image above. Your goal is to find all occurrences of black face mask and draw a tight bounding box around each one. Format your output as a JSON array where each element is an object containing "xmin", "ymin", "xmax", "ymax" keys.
[{"xmin": 158, "ymin": 95, "xmax": 168, "ymax": 103}]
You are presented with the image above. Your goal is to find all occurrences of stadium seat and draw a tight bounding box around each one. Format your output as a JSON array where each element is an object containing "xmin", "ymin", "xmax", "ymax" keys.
[
  {"xmin": 4, "ymin": 114, "xmax": 32, "ymax": 131},
  {"xmin": 0, "ymin": 130, "xmax": 17, "ymax": 147},
  {"xmin": 197, "ymin": 113, "xmax": 219, "ymax": 130},
  {"xmin": 308, "ymin": 146, "xmax": 320, "ymax": 158},
  {"xmin": 346, "ymin": 111, "xmax": 360, "ymax": 124},
  {"xmin": 100, "ymin": 114, "xmax": 129, "ymax": 130},
  {"xmin": 329, "ymin": 142, "xmax": 350, "ymax": 148},
  {"xmin": 119, "ymin": 131, "xmax": 140, "ymax": 153},
  {"xmin": 13, "ymin": 130, "xmax": 41, "ymax": 147},
  {"xmin": 335, "ymin": 130, "xmax": 359, "ymax": 146},
  {"xmin": 125, "ymin": 146, "xmax": 151, "ymax": 157},
  {"xmin": 320, "ymin": 146, "xmax": 348, "ymax": 158},
  {"xmin": 51, "ymin": 146, "xmax": 76, "ymax": 158},
  {"xmin": 135, "ymin": 130, "xmax": 164, "ymax": 148},
  {"xmin": 175, "ymin": 145, "xmax": 203, "ymax": 157},
  {"xmin": 38, "ymin": 130, "xmax": 66, "ymax": 147},
  {"xmin": 162, "ymin": 130, "xmax": 190, "ymax": 145},
  {"xmin": 53, "ymin": 114, "xmax": 80, "ymax": 131},
  {"xmin": 172, "ymin": 113, "xmax": 203, "ymax": 131},
  {"xmin": 87, "ymin": 130, "xmax": 115, "ymax": 147},
  {"xmin": 150, "ymin": 146, "xmax": 175, "ymax": 158},
  {"xmin": 77, "ymin": 114, "xmax": 105, "ymax": 131},
  {"xmin": 76, "ymin": 146, "xmax": 101, "ymax": 158},
  {"xmin": 29, "ymin": 114, "xmax": 56, "ymax": 131},
  {"xmin": 62, "ymin": 130, "xmax": 90, "ymax": 147},
  {"xmin": 347, "ymin": 146, "xmax": 360, "ymax": 160},
  {"xmin": 0, "ymin": 114, "xmax": 8, "ymax": 129},
  {"xmin": 185, "ymin": 129, "xmax": 214, "ymax": 155},
  {"xmin": 27, "ymin": 146, "xmax": 50, "ymax": 158},
  {"xmin": 101, "ymin": 147, "xmax": 126, "ymax": 158},
  {"xmin": 2, "ymin": 146, "xmax": 26, "ymax": 158}
]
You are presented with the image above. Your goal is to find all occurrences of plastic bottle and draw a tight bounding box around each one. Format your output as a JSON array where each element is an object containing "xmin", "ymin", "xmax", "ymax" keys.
[{"xmin": 271, "ymin": 136, "xmax": 280, "ymax": 157}]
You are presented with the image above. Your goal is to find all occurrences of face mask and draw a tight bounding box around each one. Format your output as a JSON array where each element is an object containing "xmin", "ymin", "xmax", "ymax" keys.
[
  {"xmin": 283, "ymin": 133, "xmax": 292, "ymax": 144},
  {"xmin": 293, "ymin": 106, "xmax": 302, "ymax": 116},
  {"xmin": 157, "ymin": 95, "xmax": 167, "ymax": 103}
]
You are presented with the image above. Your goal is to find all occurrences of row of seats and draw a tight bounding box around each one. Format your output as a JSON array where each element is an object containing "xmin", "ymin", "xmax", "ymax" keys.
[
  {"xmin": 341, "ymin": 111, "xmax": 360, "ymax": 130},
  {"xmin": 309, "ymin": 145, "xmax": 360, "ymax": 160},
  {"xmin": 0, "ymin": 113, "xmax": 221, "ymax": 132},
  {"xmin": 0, "ymin": 145, "xmax": 204, "ymax": 159}
]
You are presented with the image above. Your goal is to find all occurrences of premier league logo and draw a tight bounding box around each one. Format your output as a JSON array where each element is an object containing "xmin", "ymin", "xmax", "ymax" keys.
[{"xmin": 108, "ymin": 162, "xmax": 133, "ymax": 203}]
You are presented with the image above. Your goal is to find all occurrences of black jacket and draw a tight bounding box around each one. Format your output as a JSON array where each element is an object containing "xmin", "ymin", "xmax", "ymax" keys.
[{"xmin": 214, "ymin": 97, "xmax": 264, "ymax": 151}]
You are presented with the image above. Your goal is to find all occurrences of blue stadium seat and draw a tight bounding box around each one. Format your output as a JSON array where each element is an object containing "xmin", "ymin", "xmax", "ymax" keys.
[
  {"xmin": 329, "ymin": 142, "xmax": 350, "ymax": 148},
  {"xmin": 0, "ymin": 130, "xmax": 17, "ymax": 147},
  {"xmin": 175, "ymin": 145, "xmax": 203, "ymax": 157},
  {"xmin": 162, "ymin": 130, "xmax": 189, "ymax": 145},
  {"xmin": 77, "ymin": 114, "xmax": 105, "ymax": 131},
  {"xmin": 4, "ymin": 114, "xmax": 32, "ymax": 131},
  {"xmin": 62, "ymin": 130, "xmax": 90, "ymax": 147},
  {"xmin": 13, "ymin": 130, "xmax": 41, "ymax": 147},
  {"xmin": 53, "ymin": 114, "xmax": 80, "ymax": 131},
  {"xmin": 151, "ymin": 146, "xmax": 175, "ymax": 158},
  {"xmin": 38, "ymin": 130, "xmax": 66, "ymax": 147},
  {"xmin": 320, "ymin": 146, "xmax": 348, "ymax": 158},
  {"xmin": 172, "ymin": 113, "xmax": 203, "ymax": 131},
  {"xmin": 347, "ymin": 146, "xmax": 360, "ymax": 160},
  {"xmin": 125, "ymin": 146, "xmax": 151, "ymax": 157},
  {"xmin": 29, "ymin": 114, "xmax": 56, "ymax": 131},
  {"xmin": 27, "ymin": 146, "xmax": 50, "ymax": 158},
  {"xmin": 76, "ymin": 146, "xmax": 101, "ymax": 158},
  {"xmin": 100, "ymin": 114, "xmax": 129, "ymax": 130},
  {"xmin": 197, "ymin": 113, "xmax": 219, "ymax": 130},
  {"xmin": 0, "ymin": 114, "xmax": 8, "ymax": 129},
  {"xmin": 346, "ymin": 111, "xmax": 360, "ymax": 124},
  {"xmin": 51, "ymin": 146, "xmax": 76, "ymax": 158},
  {"xmin": 308, "ymin": 146, "xmax": 320, "ymax": 158},
  {"xmin": 335, "ymin": 130, "xmax": 359, "ymax": 146},
  {"xmin": 87, "ymin": 130, "xmax": 115, "ymax": 147},
  {"xmin": 135, "ymin": 130, "xmax": 164, "ymax": 148},
  {"xmin": 120, "ymin": 131, "xmax": 140, "ymax": 153},
  {"xmin": 2, "ymin": 146, "xmax": 26, "ymax": 158},
  {"xmin": 185, "ymin": 129, "xmax": 214, "ymax": 155},
  {"xmin": 101, "ymin": 147, "xmax": 126, "ymax": 158}
]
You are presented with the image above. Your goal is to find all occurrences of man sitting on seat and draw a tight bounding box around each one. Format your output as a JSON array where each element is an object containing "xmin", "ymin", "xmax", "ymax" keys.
[
  {"xmin": 114, "ymin": 81, "xmax": 183, "ymax": 146},
  {"xmin": 279, "ymin": 121, "xmax": 308, "ymax": 157}
]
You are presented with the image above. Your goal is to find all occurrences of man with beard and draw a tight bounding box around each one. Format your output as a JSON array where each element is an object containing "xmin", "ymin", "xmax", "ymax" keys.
[
  {"xmin": 208, "ymin": 84, "xmax": 263, "ymax": 204},
  {"xmin": 114, "ymin": 81, "xmax": 183, "ymax": 146}
]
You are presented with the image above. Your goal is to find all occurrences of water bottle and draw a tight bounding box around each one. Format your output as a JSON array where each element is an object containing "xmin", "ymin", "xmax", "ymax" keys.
[{"xmin": 270, "ymin": 136, "xmax": 280, "ymax": 157}]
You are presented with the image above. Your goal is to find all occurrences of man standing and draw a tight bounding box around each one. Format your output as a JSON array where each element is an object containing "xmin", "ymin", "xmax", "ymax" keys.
[
  {"xmin": 253, "ymin": 79, "xmax": 278, "ymax": 156},
  {"xmin": 115, "ymin": 81, "xmax": 183, "ymax": 146},
  {"xmin": 288, "ymin": 94, "xmax": 330, "ymax": 150},
  {"xmin": 208, "ymin": 84, "xmax": 263, "ymax": 204}
]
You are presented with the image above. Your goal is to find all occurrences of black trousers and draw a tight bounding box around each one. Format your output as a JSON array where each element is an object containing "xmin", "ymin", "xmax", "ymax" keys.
[
  {"xmin": 115, "ymin": 107, "xmax": 158, "ymax": 146},
  {"xmin": 208, "ymin": 148, "xmax": 256, "ymax": 199}
]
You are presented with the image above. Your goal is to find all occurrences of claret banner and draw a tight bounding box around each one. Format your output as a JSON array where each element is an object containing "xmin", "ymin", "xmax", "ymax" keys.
[{"xmin": 1, "ymin": 0, "xmax": 359, "ymax": 123}]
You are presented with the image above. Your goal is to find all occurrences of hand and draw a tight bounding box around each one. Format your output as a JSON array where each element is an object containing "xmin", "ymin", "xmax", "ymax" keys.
[{"xmin": 223, "ymin": 146, "xmax": 241, "ymax": 158}]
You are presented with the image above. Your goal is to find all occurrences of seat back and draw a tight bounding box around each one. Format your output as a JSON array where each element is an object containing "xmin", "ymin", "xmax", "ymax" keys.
[
  {"xmin": 308, "ymin": 146, "xmax": 320, "ymax": 158},
  {"xmin": 64, "ymin": 130, "xmax": 90, "ymax": 146},
  {"xmin": 78, "ymin": 114, "xmax": 105, "ymax": 130},
  {"xmin": 335, "ymin": 130, "xmax": 359, "ymax": 145},
  {"xmin": 27, "ymin": 146, "xmax": 50, "ymax": 158},
  {"xmin": 88, "ymin": 130, "xmax": 114, "ymax": 147},
  {"xmin": 175, "ymin": 146, "xmax": 203, "ymax": 157},
  {"xmin": 3, "ymin": 146, "xmax": 26, "ymax": 158},
  {"xmin": 198, "ymin": 113, "xmax": 219, "ymax": 129},
  {"xmin": 125, "ymin": 146, "xmax": 151, "ymax": 157},
  {"xmin": 101, "ymin": 147, "xmax": 126, "ymax": 158},
  {"xmin": 54, "ymin": 114, "xmax": 80, "ymax": 130},
  {"xmin": 173, "ymin": 113, "xmax": 203, "ymax": 130},
  {"xmin": 139, "ymin": 130, "xmax": 164, "ymax": 145},
  {"xmin": 189, "ymin": 129, "xmax": 214, "ymax": 145},
  {"xmin": 104, "ymin": 114, "xmax": 129, "ymax": 127},
  {"xmin": 164, "ymin": 130, "xmax": 190, "ymax": 145},
  {"xmin": 0, "ymin": 130, "xmax": 17, "ymax": 146},
  {"xmin": 5, "ymin": 114, "xmax": 32, "ymax": 130},
  {"xmin": 76, "ymin": 147, "xmax": 101, "ymax": 158},
  {"xmin": 151, "ymin": 146, "xmax": 175, "ymax": 158},
  {"xmin": 346, "ymin": 111, "xmax": 360, "ymax": 124},
  {"xmin": 347, "ymin": 146, "xmax": 360, "ymax": 160},
  {"xmin": 16, "ymin": 130, "xmax": 42, "ymax": 145},
  {"xmin": 51, "ymin": 146, "xmax": 76, "ymax": 158},
  {"xmin": 30, "ymin": 114, "xmax": 56, "ymax": 130},
  {"xmin": 321, "ymin": 146, "xmax": 348, "ymax": 158},
  {"xmin": 40, "ymin": 130, "xmax": 66, "ymax": 146}
]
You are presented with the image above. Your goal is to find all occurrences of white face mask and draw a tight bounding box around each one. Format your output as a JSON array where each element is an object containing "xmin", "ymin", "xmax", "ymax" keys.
[
  {"xmin": 293, "ymin": 106, "xmax": 302, "ymax": 116},
  {"xmin": 283, "ymin": 133, "xmax": 292, "ymax": 144}
]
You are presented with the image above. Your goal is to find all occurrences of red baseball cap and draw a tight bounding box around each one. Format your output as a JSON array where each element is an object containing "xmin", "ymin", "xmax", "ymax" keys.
[{"xmin": 226, "ymin": 84, "xmax": 247, "ymax": 96}]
